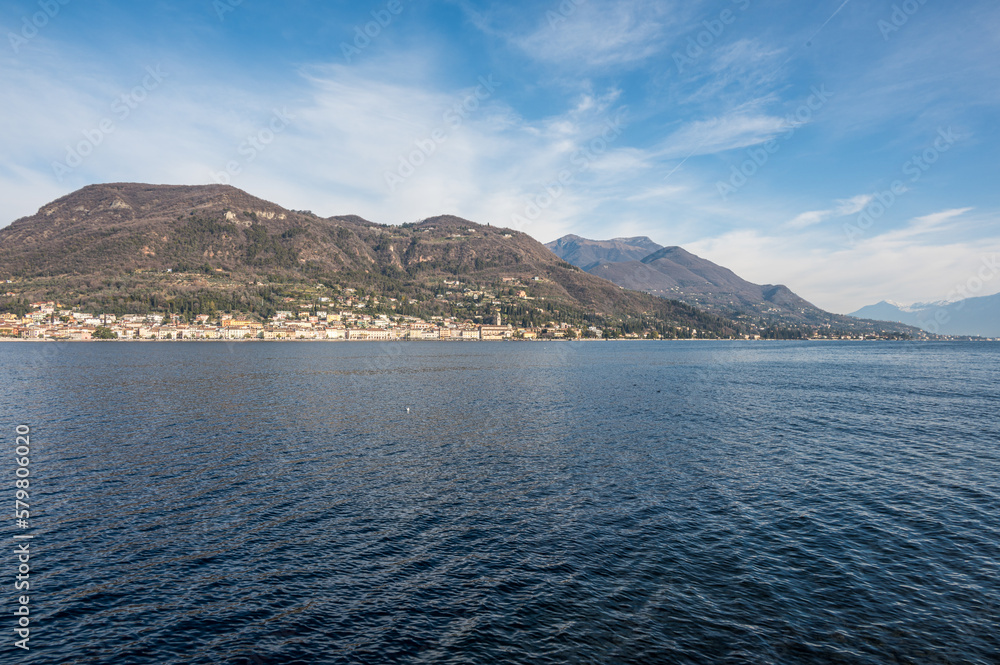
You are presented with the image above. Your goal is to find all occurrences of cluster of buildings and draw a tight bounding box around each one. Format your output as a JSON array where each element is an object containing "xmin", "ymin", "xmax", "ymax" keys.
[{"xmin": 0, "ymin": 301, "xmax": 589, "ymax": 342}]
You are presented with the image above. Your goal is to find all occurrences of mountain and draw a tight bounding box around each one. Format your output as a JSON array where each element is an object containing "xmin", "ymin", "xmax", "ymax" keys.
[
  {"xmin": 589, "ymin": 245, "xmax": 817, "ymax": 313},
  {"xmin": 0, "ymin": 183, "xmax": 740, "ymax": 337},
  {"xmin": 849, "ymin": 301, "xmax": 926, "ymax": 328},
  {"xmin": 544, "ymin": 235, "xmax": 663, "ymax": 271},
  {"xmin": 547, "ymin": 235, "xmax": 913, "ymax": 333},
  {"xmin": 851, "ymin": 295, "xmax": 1000, "ymax": 337}
]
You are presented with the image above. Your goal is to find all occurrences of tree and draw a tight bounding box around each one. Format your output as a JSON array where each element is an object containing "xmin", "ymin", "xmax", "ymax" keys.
[{"xmin": 93, "ymin": 327, "xmax": 117, "ymax": 340}]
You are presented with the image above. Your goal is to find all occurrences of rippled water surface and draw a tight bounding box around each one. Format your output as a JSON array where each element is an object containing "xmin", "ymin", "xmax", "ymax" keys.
[{"xmin": 1, "ymin": 341, "xmax": 998, "ymax": 664}]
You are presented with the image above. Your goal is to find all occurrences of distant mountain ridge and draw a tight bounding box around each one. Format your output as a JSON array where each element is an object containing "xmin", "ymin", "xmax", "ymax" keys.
[
  {"xmin": 544, "ymin": 235, "xmax": 663, "ymax": 271},
  {"xmin": 851, "ymin": 296, "xmax": 1000, "ymax": 337},
  {"xmin": 546, "ymin": 234, "xmax": 916, "ymax": 333}
]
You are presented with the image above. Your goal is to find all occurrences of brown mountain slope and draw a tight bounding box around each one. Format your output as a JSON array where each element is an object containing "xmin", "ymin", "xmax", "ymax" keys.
[
  {"xmin": 589, "ymin": 246, "xmax": 819, "ymax": 315},
  {"xmin": 0, "ymin": 183, "xmax": 740, "ymax": 336},
  {"xmin": 0, "ymin": 183, "xmax": 377, "ymax": 277},
  {"xmin": 544, "ymin": 235, "xmax": 663, "ymax": 271}
]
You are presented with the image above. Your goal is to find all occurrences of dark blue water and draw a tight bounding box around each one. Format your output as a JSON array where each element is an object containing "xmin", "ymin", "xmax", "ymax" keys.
[{"xmin": 1, "ymin": 341, "xmax": 998, "ymax": 664}]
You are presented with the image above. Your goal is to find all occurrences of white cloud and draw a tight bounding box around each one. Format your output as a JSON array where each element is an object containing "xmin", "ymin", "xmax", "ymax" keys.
[
  {"xmin": 787, "ymin": 210, "xmax": 829, "ymax": 229},
  {"xmin": 625, "ymin": 184, "xmax": 688, "ymax": 202},
  {"xmin": 513, "ymin": 0, "xmax": 680, "ymax": 69},
  {"xmin": 657, "ymin": 112, "xmax": 791, "ymax": 160},
  {"xmin": 785, "ymin": 194, "xmax": 876, "ymax": 229},
  {"xmin": 686, "ymin": 214, "xmax": 1000, "ymax": 314},
  {"xmin": 681, "ymin": 39, "xmax": 788, "ymax": 106},
  {"xmin": 907, "ymin": 207, "xmax": 973, "ymax": 231},
  {"xmin": 835, "ymin": 194, "xmax": 875, "ymax": 216},
  {"xmin": 873, "ymin": 207, "xmax": 974, "ymax": 243},
  {"xmin": 0, "ymin": 49, "xmax": 642, "ymax": 246}
]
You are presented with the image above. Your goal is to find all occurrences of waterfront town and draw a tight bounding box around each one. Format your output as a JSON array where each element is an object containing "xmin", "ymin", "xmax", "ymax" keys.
[
  {"xmin": 0, "ymin": 295, "xmax": 632, "ymax": 341},
  {"xmin": 0, "ymin": 298, "xmax": 942, "ymax": 342},
  {"xmin": 0, "ymin": 299, "xmax": 529, "ymax": 341}
]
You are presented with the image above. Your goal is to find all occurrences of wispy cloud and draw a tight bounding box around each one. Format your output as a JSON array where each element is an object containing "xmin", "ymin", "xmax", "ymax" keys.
[
  {"xmin": 657, "ymin": 112, "xmax": 790, "ymax": 160},
  {"xmin": 837, "ymin": 194, "xmax": 875, "ymax": 216},
  {"xmin": 0, "ymin": 43, "xmax": 639, "ymax": 242},
  {"xmin": 908, "ymin": 208, "xmax": 974, "ymax": 231},
  {"xmin": 681, "ymin": 39, "xmax": 788, "ymax": 107},
  {"xmin": 512, "ymin": 0, "xmax": 680, "ymax": 69},
  {"xmin": 787, "ymin": 210, "xmax": 829, "ymax": 229},
  {"xmin": 625, "ymin": 184, "xmax": 688, "ymax": 202},
  {"xmin": 786, "ymin": 194, "xmax": 875, "ymax": 229},
  {"xmin": 875, "ymin": 207, "xmax": 974, "ymax": 242},
  {"xmin": 687, "ymin": 209, "xmax": 999, "ymax": 313}
]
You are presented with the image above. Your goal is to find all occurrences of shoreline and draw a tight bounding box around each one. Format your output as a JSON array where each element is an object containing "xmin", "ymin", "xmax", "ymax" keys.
[{"xmin": 1, "ymin": 337, "xmax": 988, "ymax": 344}]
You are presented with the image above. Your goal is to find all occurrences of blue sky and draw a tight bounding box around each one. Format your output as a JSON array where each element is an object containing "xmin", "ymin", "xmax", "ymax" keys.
[{"xmin": 2, "ymin": 0, "xmax": 999, "ymax": 312}]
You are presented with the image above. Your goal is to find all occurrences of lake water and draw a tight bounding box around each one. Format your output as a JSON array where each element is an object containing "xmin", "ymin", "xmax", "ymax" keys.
[{"xmin": 1, "ymin": 341, "xmax": 998, "ymax": 664}]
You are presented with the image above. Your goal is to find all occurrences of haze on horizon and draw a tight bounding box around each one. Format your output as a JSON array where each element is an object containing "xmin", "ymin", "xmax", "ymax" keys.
[{"xmin": 2, "ymin": 0, "xmax": 998, "ymax": 313}]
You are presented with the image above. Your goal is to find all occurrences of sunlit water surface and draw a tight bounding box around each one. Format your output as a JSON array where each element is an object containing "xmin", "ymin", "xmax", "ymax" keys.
[{"xmin": 1, "ymin": 341, "xmax": 997, "ymax": 664}]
